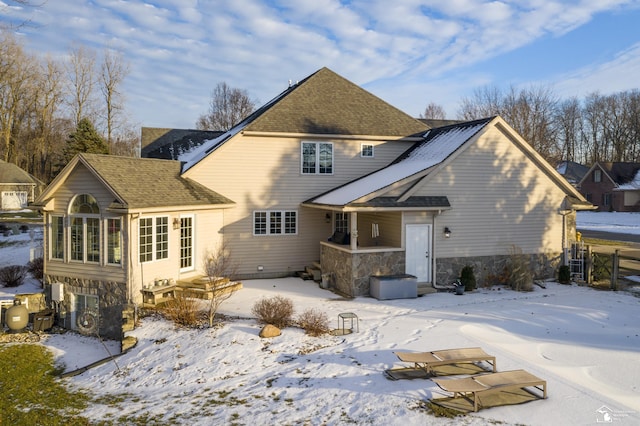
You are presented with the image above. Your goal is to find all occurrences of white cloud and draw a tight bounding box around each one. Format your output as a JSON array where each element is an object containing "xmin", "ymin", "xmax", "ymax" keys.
[{"xmin": 4, "ymin": 0, "xmax": 640, "ymax": 128}]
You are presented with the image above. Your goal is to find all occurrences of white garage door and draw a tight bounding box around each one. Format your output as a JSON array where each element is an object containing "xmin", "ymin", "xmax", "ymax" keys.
[{"xmin": 1, "ymin": 191, "xmax": 28, "ymax": 210}]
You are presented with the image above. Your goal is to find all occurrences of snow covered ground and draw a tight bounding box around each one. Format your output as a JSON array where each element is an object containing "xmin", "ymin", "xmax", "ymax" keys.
[
  {"xmin": 1, "ymin": 213, "xmax": 639, "ymax": 425},
  {"xmin": 576, "ymin": 211, "xmax": 640, "ymax": 235}
]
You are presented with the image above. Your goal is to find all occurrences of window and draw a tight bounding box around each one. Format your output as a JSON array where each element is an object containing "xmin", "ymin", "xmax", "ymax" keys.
[
  {"xmin": 51, "ymin": 216, "xmax": 64, "ymax": 260},
  {"xmin": 107, "ymin": 218, "xmax": 122, "ymax": 265},
  {"xmin": 156, "ymin": 217, "xmax": 168, "ymax": 260},
  {"xmin": 335, "ymin": 212, "xmax": 349, "ymax": 233},
  {"xmin": 603, "ymin": 193, "xmax": 612, "ymax": 207},
  {"xmin": 361, "ymin": 144, "xmax": 374, "ymax": 157},
  {"xmin": 301, "ymin": 142, "xmax": 333, "ymax": 174},
  {"xmin": 139, "ymin": 218, "xmax": 153, "ymax": 262},
  {"xmin": 253, "ymin": 210, "xmax": 297, "ymax": 235},
  {"xmin": 180, "ymin": 216, "xmax": 194, "ymax": 271},
  {"xmin": 594, "ymin": 169, "xmax": 602, "ymax": 182},
  {"xmin": 69, "ymin": 194, "xmax": 100, "ymax": 263},
  {"xmin": 139, "ymin": 216, "xmax": 169, "ymax": 263}
]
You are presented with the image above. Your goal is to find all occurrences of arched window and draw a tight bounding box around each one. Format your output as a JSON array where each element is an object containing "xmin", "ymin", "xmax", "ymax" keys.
[{"xmin": 69, "ymin": 194, "xmax": 101, "ymax": 263}]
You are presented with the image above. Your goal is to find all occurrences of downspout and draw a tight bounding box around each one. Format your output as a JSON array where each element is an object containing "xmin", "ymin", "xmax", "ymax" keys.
[
  {"xmin": 431, "ymin": 211, "xmax": 440, "ymax": 287},
  {"xmin": 558, "ymin": 197, "xmax": 573, "ymax": 266}
]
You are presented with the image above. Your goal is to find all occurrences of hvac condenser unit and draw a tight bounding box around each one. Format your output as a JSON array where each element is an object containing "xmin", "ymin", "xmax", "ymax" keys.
[{"xmin": 51, "ymin": 282, "xmax": 64, "ymax": 302}]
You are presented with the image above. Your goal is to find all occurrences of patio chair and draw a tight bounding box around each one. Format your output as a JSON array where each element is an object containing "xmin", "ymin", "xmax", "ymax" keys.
[
  {"xmin": 432, "ymin": 369, "xmax": 547, "ymax": 412},
  {"xmin": 393, "ymin": 347, "xmax": 497, "ymax": 376}
]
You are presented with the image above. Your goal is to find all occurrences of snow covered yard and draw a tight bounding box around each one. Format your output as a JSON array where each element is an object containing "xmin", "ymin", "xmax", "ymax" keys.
[{"xmin": 1, "ymin": 212, "xmax": 639, "ymax": 425}]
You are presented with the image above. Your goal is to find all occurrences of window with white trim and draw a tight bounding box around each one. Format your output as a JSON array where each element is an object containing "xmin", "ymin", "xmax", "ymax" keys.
[
  {"xmin": 107, "ymin": 218, "xmax": 122, "ymax": 265},
  {"xmin": 69, "ymin": 194, "xmax": 100, "ymax": 263},
  {"xmin": 180, "ymin": 216, "xmax": 194, "ymax": 271},
  {"xmin": 254, "ymin": 210, "xmax": 297, "ymax": 235},
  {"xmin": 139, "ymin": 216, "xmax": 169, "ymax": 263},
  {"xmin": 50, "ymin": 215, "xmax": 64, "ymax": 260},
  {"xmin": 301, "ymin": 142, "xmax": 333, "ymax": 174},
  {"xmin": 361, "ymin": 144, "xmax": 374, "ymax": 157},
  {"xmin": 593, "ymin": 169, "xmax": 602, "ymax": 182},
  {"xmin": 335, "ymin": 212, "xmax": 349, "ymax": 233}
]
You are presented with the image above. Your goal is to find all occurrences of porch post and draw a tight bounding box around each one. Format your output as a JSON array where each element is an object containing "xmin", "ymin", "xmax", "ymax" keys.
[{"xmin": 350, "ymin": 212, "xmax": 358, "ymax": 250}]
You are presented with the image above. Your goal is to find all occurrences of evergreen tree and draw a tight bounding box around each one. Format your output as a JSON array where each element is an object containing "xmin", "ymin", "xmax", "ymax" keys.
[{"xmin": 63, "ymin": 117, "xmax": 109, "ymax": 162}]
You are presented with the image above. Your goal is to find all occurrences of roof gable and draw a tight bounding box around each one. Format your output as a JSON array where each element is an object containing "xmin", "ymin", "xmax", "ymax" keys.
[
  {"xmin": 179, "ymin": 67, "xmax": 428, "ymax": 173},
  {"xmin": 37, "ymin": 154, "xmax": 234, "ymax": 210},
  {"xmin": 305, "ymin": 116, "xmax": 588, "ymax": 208},
  {"xmin": 306, "ymin": 118, "xmax": 492, "ymax": 206},
  {"xmin": 245, "ymin": 67, "xmax": 428, "ymax": 136}
]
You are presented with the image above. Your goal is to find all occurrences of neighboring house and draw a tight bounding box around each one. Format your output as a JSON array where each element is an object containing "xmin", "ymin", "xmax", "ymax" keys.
[
  {"xmin": 34, "ymin": 67, "xmax": 592, "ymax": 340},
  {"xmin": 0, "ymin": 160, "xmax": 45, "ymax": 210},
  {"xmin": 141, "ymin": 128, "xmax": 224, "ymax": 160},
  {"xmin": 33, "ymin": 154, "xmax": 233, "ymax": 339},
  {"xmin": 556, "ymin": 160, "xmax": 589, "ymax": 187},
  {"xmin": 578, "ymin": 162, "xmax": 640, "ymax": 212}
]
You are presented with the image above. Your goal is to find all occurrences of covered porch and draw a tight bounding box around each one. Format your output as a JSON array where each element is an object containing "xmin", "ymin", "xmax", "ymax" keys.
[{"xmin": 305, "ymin": 197, "xmax": 451, "ymax": 297}]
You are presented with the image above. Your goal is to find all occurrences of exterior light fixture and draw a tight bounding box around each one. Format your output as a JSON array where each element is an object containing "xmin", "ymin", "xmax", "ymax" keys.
[
  {"xmin": 173, "ymin": 218, "xmax": 180, "ymax": 230},
  {"xmin": 444, "ymin": 227, "xmax": 451, "ymax": 238},
  {"xmin": 325, "ymin": 213, "xmax": 331, "ymax": 223}
]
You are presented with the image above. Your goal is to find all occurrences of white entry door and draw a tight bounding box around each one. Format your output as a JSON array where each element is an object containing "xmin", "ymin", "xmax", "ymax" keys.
[{"xmin": 405, "ymin": 224, "xmax": 432, "ymax": 282}]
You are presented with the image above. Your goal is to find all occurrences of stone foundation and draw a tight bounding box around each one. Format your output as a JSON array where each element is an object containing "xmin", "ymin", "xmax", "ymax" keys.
[
  {"xmin": 45, "ymin": 275, "xmax": 128, "ymax": 341},
  {"xmin": 320, "ymin": 244, "xmax": 405, "ymax": 297},
  {"xmin": 435, "ymin": 252, "xmax": 562, "ymax": 288}
]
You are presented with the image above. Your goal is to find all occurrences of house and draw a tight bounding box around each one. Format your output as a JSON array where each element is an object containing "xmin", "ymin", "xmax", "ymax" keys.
[
  {"xmin": 34, "ymin": 67, "xmax": 591, "ymax": 340},
  {"xmin": 578, "ymin": 162, "xmax": 640, "ymax": 211},
  {"xmin": 0, "ymin": 160, "xmax": 45, "ymax": 210},
  {"xmin": 556, "ymin": 160, "xmax": 589, "ymax": 187},
  {"xmin": 33, "ymin": 154, "xmax": 233, "ymax": 339}
]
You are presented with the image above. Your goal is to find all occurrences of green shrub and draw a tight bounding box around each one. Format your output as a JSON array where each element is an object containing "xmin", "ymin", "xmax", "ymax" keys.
[
  {"xmin": 251, "ymin": 295, "xmax": 294, "ymax": 328},
  {"xmin": 0, "ymin": 265, "xmax": 27, "ymax": 287},
  {"xmin": 558, "ymin": 265, "xmax": 571, "ymax": 284},
  {"xmin": 297, "ymin": 308, "xmax": 329, "ymax": 336},
  {"xmin": 459, "ymin": 265, "xmax": 476, "ymax": 291}
]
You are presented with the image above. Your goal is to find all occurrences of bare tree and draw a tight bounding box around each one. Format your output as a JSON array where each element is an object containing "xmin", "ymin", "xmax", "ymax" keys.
[
  {"xmin": 65, "ymin": 44, "xmax": 97, "ymax": 127},
  {"xmin": 556, "ymin": 97, "xmax": 582, "ymax": 162},
  {"xmin": 196, "ymin": 82, "xmax": 256, "ymax": 131},
  {"xmin": 99, "ymin": 48, "xmax": 130, "ymax": 149},
  {"xmin": 202, "ymin": 242, "xmax": 239, "ymax": 328},
  {"xmin": 420, "ymin": 102, "xmax": 447, "ymax": 120},
  {"xmin": 0, "ymin": 1, "xmax": 41, "ymax": 30},
  {"xmin": 0, "ymin": 32, "xmax": 37, "ymax": 162}
]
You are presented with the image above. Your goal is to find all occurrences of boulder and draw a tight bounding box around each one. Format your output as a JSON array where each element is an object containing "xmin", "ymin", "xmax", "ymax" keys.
[{"xmin": 259, "ymin": 324, "xmax": 281, "ymax": 338}]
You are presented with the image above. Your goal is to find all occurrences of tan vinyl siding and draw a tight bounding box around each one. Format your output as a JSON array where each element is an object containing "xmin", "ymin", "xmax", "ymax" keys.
[
  {"xmin": 357, "ymin": 212, "xmax": 402, "ymax": 247},
  {"xmin": 131, "ymin": 211, "xmax": 224, "ymax": 291},
  {"xmin": 44, "ymin": 165, "xmax": 127, "ymax": 283},
  {"xmin": 416, "ymin": 126, "xmax": 566, "ymax": 258},
  {"xmin": 186, "ymin": 134, "xmax": 413, "ymax": 276}
]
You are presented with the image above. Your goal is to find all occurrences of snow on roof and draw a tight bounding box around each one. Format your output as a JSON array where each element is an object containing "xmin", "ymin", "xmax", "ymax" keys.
[
  {"xmin": 310, "ymin": 121, "xmax": 488, "ymax": 206},
  {"xmin": 178, "ymin": 84, "xmax": 295, "ymax": 173},
  {"xmin": 616, "ymin": 170, "xmax": 640, "ymax": 190}
]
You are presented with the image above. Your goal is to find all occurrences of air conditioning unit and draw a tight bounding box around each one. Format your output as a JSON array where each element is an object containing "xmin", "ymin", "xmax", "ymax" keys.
[{"xmin": 51, "ymin": 282, "xmax": 64, "ymax": 302}]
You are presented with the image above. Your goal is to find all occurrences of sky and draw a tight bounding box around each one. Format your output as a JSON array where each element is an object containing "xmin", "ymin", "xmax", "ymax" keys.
[
  {"xmin": 2, "ymin": 1, "xmax": 640, "ymax": 131},
  {"xmin": 2, "ymin": 214, "xmax": 640, "ymax": 425}
]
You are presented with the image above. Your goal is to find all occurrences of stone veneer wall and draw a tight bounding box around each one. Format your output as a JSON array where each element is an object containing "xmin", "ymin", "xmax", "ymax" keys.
[
  {"xmin": 434, "ymin": 252, "xmax": 562, "ymax": 288},
  {"xmin": 45, "ymin": 274, "xmax": 127, "ymax": 341},
  {"xmin": 320, "ymin": 244, "xmax": 405, "ymax": 297}
]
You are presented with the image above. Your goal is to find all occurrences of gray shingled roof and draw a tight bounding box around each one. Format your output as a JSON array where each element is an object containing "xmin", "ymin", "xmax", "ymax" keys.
[
  {"xmin": 78, "ymin": 153, "xmax": 234, "ymax": 209},
  {"xmin": 141, "ymin": 128, "xmax": 224, "ymax": 160},
  {"xmin": 598, "ymin": 162, "xmax": 640, "ymax": 185},
  {"xmin": 0, "ymin": 160, "xmax": 43, "ymax": 185},
  {"xmin": 245, "ymin": 67, "xmax": 428, "ymax": 136}
]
